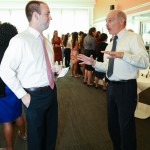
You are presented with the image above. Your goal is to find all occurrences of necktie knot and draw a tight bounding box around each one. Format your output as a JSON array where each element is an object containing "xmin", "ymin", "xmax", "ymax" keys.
[{"xmin": 113, "ymin": 35, "xmax": 118, "ymax": 41}]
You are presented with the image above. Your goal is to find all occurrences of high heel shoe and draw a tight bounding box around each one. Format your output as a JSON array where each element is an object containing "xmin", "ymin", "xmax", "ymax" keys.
[{"xmin": 18, "ymin": 131, "xmax": 27, "ymax": 140}]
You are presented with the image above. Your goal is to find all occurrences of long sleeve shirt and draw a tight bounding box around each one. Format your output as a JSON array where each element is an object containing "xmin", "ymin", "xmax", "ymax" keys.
[
  {"xmin": 93, "ymin": 29, "xmax": 149, "ymax": 81},
  {"xmin": 0, "ymin": 27, "xmax": 55, "ymax": 99}
]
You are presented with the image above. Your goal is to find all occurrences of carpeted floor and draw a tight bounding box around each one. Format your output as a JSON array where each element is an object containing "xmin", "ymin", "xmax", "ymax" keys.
[{"xmin": 0, "ymin": 70, "xmax": 150, "ymax": 150}]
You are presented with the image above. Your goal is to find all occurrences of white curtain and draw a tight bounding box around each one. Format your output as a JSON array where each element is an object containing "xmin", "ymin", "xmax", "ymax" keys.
[
  {"xmin": 45, "ymin": 8, "xmax": 89, "ymax": 39},
  {"xmin": 0, "ymin": 8, "xmax": 89, "ymax": 39}
]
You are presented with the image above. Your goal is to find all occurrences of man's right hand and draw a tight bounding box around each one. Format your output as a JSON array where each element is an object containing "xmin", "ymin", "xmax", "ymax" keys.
[{"xmin": 21, "ymin": 93, "xmax": 31, "ymax": 108}]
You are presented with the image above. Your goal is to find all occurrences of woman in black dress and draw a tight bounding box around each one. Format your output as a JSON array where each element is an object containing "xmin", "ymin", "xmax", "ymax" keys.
[
  {"xmin": 94, "ymin": 33, "xmax": 108, "ymax": 90},
  {"xmin": 83, "ymin": 27, "xmax": 97, "ymax": 86}
]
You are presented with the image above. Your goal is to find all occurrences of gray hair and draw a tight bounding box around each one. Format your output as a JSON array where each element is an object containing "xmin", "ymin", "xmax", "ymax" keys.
[{"xmin": 117, "ymin": 10, "xmax": 127, "ymax": 26}]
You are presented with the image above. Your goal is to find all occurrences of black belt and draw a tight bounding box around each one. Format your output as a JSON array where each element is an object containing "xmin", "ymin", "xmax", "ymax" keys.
[
  {"xmin": 24, "ymin": 86, "xmax": 50, "ymax": 92},
  {"xmin": 107, "ymin": 79, "xmax": 136, "ymax": 84}
]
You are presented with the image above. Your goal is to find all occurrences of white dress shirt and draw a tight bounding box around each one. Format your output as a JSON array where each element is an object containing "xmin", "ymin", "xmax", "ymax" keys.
[
  {"xmin": 94, "ymin": 29, "xmax": 149, "ymax": 81},
  {"xmin": 0, "ymin": 27, "xmax": 55, "ymax": 99}
]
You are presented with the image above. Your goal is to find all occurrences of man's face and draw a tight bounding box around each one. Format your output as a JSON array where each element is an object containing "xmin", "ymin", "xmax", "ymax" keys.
[
  {"xmin": 38, "ymin": 3, "xmax": 52, "ymax": 31},
  {"xmin": 106, "ymin": 11, "xmax": 123, "ymax": 36}
]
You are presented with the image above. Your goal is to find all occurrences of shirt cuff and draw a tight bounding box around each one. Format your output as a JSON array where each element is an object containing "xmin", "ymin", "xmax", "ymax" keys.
[
  {"xmin": 122, "ymin": 52, "xmax": 129, "ymax": 61},
  {"xmin": 15, "ymin": 88, "xmax": 27, "ymax": 99}
]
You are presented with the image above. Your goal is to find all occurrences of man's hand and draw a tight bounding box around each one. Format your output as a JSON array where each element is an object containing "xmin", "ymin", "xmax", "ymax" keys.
[
  {"xmin": 101, "ymin": 51, "xmax": 124, "ymax": 58},
  {"xmin": 78, "ymin": 54, "xmax": 95, "ymax": 66},
  {"xmin": 21, "ymin": 93, "xmax": 31, "ymax": 108}
]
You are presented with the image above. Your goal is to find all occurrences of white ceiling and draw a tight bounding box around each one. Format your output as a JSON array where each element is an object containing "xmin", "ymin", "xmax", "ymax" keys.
[{"xmin": 0, "ymin": 0, "xmax": 96, "ymax": 9}]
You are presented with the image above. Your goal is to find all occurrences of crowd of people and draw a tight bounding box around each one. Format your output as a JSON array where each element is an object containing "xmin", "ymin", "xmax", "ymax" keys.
[
  {"xmin": 53, "ymin": 28, "xmax": 109, "ymax": 89},
  {"xmin": 0, "ymin": 0, "xmax": 149, "ymax": 150}
]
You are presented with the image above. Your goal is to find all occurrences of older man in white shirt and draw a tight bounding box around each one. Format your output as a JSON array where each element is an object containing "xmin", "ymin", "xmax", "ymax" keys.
[{"xmin": 78, "ymin": 10, "xmax": 149, "ymax": 150}]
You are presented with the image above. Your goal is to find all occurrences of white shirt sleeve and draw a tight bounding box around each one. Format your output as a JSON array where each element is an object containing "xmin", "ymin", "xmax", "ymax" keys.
[
  {"xmin": 122, "ymin": 34, "xmax": 149, "ymax": 69},
  {"xmin": 0, "ymin": 37, "xmax": 27, "ymax": 99}
]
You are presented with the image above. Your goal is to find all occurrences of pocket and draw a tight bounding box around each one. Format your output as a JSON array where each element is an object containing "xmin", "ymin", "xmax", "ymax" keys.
[{"xmin": 27, "ymin": 94, "xmax": 32, "ymax": 109}]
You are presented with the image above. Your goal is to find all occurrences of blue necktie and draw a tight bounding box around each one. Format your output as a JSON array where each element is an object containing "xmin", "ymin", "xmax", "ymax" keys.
[{"xmin": 107, "ymin": 35, "xmax": 118, "ymax": 78}]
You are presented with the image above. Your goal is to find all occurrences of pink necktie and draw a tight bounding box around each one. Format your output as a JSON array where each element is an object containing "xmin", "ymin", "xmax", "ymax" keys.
[{"xmin": 40, "ymin": 34, "xmax": 54, "ymax": 89}]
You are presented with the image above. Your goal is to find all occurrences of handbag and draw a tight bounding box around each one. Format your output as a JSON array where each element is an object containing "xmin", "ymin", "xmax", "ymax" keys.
[{"xmin": 0, "ymin": 78, "xmax": 5, "ymax": 97}]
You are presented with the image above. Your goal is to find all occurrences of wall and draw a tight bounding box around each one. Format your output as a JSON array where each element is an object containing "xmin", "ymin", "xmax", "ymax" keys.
[
  {"xmin": 94, "ymin": 0, "xmax": 150, "ymax": 22},
  {"xmin": 0, "ymin": 0, "xmax": 95, "ymax": 37},
  {"xmin": 93, "ymin": 0, "xmax": 150, "ymax": 47}
]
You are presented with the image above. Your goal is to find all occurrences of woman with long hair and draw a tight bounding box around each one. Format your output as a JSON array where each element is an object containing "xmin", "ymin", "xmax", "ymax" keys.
[
  {"xmin": 94, "ymin": 33, "xmax": 108, "ymax": 90},
  {"xmin": 70, "ymin": 32, "xmax": 80, "ymax": 77},
  {"xmin": 83, "ymin": 27, "xmax": 97, "ymax": 86},
  {"xmin": 63, "ymin": 33, "xmax": 71, "ymax": 67}
]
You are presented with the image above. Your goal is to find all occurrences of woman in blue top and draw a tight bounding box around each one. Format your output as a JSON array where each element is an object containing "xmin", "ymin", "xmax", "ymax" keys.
[{"xmin": 0, "ymin": 22, "xmax": 26, "ymax": 150}]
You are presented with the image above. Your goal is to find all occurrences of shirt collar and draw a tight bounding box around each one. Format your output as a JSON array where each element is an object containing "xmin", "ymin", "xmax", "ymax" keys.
[
  {"xmin": 28, "ymin": 26, "xmax": 40, "ymax": 38},
  {"xmin": 116, "ymin": 28, "xmax": 126, "ymax": 39}
]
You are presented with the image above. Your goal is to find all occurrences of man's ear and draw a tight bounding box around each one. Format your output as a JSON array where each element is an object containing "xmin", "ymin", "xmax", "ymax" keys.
[
  {"xmin": 33, "ymin": 12, "xmax": 39, "ymax": 20},
  {"xmin": 120, "ymin": 18, "xmax": 125, "ymax": 25}
]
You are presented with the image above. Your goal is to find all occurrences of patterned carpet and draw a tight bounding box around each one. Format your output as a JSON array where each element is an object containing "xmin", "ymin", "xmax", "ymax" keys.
[{"xmin": 0, "ymin": 70, "xmax": 150, "ymax": 150}]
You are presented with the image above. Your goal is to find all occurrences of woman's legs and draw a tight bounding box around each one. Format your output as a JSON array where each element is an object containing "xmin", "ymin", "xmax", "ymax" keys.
[
  {"xmin": 87, "ymin": 71, "xmax": 93, "ymax": 85},
  {"xmin": 102, "ymin": 79, "xmax": 106, "ymax": 90},
  {"xmin": 82, "ymin": 64, "xmax": 85, "ymax": 77},
  {"xmin": 74, "ymin": 63, "xmax": 79, "ymax": 77},
  {"xmin": 2, "ymin": 116, "xmax": 26, "ymax": 150},
  {"xmin": 94, "ymin": 76, "xmax": 99, "ymax": 88},
  {"xmin": 84, "ymin": 69, "xmax": 88, "ymax": 83},
  {"xmin": 3, "ymin": 122, "xmax": 13, "ymax": 150},
  {"xmin": 71, "ymin": 64, "xmax": 74, "ymax": 76},
  {"xmin": 15, "ymin": 116, "xmax": 26, "ymax": 138}
]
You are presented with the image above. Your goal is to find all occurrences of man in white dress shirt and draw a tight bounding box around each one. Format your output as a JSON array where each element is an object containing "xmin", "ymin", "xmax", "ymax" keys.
[
  {"xmin": 78, "ymin": 10, "xmax": 149, "ymax": 150},
  {"xmin": 0, "ymin": 1, "xmax": 58, "ymax": 150}
]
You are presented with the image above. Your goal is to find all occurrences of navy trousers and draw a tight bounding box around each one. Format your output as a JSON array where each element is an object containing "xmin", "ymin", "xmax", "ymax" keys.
[
  {"xmin": 106, "ymin": 80, "xmax": 137, "ymax": 150},
  {"xmin": 24, "ymin": 85, "xmax": 58, "ymax": 150}
]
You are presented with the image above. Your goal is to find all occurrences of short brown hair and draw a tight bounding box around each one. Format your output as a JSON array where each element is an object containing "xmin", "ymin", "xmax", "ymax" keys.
[{"xmin": 25, "ymin": 0, "xmax": 46, "ymax": 22}]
